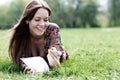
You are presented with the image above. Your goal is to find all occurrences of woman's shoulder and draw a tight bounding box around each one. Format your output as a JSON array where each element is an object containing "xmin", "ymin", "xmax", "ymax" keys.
[
  {"xmin": 48, "ymin": 22, "xmax": 59, "ymax": 29},
  {"xmin": 45, "ymin": 23, "xmax": 60, "ymax": 35}
]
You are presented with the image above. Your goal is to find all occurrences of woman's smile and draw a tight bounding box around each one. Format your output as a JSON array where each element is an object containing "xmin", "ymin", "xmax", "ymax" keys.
[{"xmin": 28, "ymin": 8, "xmax": 49, "ymax": 37}]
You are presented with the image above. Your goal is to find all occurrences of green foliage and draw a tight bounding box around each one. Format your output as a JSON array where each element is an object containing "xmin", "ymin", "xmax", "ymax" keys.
[
  {"xmin": 80, "ymin": 1, "xmax": 99, "ymax": 27},
  {"xmin": 7, "ymin": 0, "xmax": 25, "ymax": 24},
  {"xmin": 108, "ymin": 0, "xmax": 120, "ymax": 26},
  {"xmin": 0, "ymin": 28, "xmax": 120, "ymax": 79},
  {"xmin": 0, "ymin": 5, "xmax": 10, "ymax": 29},
  {"xmin": 0, "ymin": 0, "xmax": 100, "ymax": 29},
  {"xmin": 46, "ymin": 0, "xmax": 99, "ymax": 28},
  {"xmin": 0, "ymin": 0, "xmax": 28, "ymax": 29}
]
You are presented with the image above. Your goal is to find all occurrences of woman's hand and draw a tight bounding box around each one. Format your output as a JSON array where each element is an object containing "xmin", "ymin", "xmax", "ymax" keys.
[
  {"xmin": 24, "ymin": 67, "xmax": 38, "ymax": 74},
  {"xmin": 21, "ymin": 60, "xmax": 38, "ymax": 74},
  {"xmin": 47, "ymin": 47, "xmax": 62, "ymax": 68}
]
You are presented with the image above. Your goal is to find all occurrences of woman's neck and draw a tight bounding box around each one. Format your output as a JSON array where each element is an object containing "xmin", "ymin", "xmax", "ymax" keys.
[
  {"xmin": 31, "ymin": 33, "xmax": 44, "ymax": 39},
  {"xmin": 31, "ymin": 35, "xmax": 44, "ymax": 44}
]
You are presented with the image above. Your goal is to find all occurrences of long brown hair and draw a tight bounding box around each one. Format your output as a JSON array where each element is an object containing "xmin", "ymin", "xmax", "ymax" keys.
[{"xmin": 9, "ymin": 0, "xmax": 51, "ymax": 65}]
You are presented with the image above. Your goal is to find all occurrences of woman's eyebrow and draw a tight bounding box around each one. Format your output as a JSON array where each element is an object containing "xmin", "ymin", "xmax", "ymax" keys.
[{"xmin": 34, "ymin": 16, "xmax": 49, "ymax": 19}]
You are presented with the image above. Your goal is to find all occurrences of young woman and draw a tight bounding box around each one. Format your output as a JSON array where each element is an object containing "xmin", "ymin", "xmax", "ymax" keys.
[{"xmin": 9, "ymin": 0, "xmax": 68, "ymax": 73}]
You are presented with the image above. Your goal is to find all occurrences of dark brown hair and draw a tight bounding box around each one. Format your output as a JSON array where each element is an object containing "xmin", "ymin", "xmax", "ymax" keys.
[{"xmin": 9, "ymin": 0, "xmax": 51, "ymax": 64}]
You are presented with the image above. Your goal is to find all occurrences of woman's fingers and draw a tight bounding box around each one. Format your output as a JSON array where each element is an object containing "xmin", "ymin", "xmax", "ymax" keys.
[
  {"xmin": 47, "ymin": 53, "xmax": 60, "ymax": 67},
  {"xmin": 24, "ymin": 67, "xmax": 37, "ymax": 74},
  {"xmin": 47, "ymin": 47, "xmax": 62, "ymax": 67},
  {"xmin": 49, "ymin": 47, "xmax": 62, "ymax": 55},
  {"xmin": 48, "ymin": 49, "xmax": 62, "ymax": 59}
]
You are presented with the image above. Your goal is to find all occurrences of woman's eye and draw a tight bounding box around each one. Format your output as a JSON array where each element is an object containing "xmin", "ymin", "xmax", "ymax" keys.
[
  {"xmin": 35, "ymin": 19, "xmax": 40, "ymax": 21},
  {"xmin": 44, "ymin": 19, "xmax": 49, "ymax": 22}
]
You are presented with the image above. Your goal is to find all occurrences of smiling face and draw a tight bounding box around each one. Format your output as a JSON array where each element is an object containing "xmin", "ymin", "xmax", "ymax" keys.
[{"xmin": 27, "ymin": 8, "xmax": 49, "ymax": 38}]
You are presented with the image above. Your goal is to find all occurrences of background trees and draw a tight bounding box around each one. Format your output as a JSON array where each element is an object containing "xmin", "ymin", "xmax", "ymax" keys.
[
  {"xmin": 0, "ymin": 0, "xmax": 28, "ymax": 29},
  {"xmin": 0, "ymin": 0, "xmax": 120, "ymax": 29},
  {"xmin": 108, "ymin": 0, "xmax": 120, "ymax": 27},
  {"xmin": 46, "ymin": 0, "xmax": 99, "ymax": 28}
]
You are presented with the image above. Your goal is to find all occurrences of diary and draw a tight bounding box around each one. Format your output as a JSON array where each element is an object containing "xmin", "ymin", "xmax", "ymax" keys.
[{"xmin": 20, "ymin": 57, "xmax": 49, "ymax": 73}]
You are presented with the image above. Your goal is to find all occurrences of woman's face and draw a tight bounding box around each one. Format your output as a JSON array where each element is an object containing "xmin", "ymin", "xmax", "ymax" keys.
[{"xmin": 28, "ymin": 8, "xmax": 49, "ymax": 38}]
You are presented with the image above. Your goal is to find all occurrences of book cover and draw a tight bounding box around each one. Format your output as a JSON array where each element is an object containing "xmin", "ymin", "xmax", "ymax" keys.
[{"xmin": 20, "ymin": 56, "xmax": 49, "ymax": 73}]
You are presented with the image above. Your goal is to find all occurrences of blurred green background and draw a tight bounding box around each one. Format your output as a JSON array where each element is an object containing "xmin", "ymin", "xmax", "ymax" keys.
[{"xmin": 0, "ymin": 0, "xmax": 119, "ymax": 29}]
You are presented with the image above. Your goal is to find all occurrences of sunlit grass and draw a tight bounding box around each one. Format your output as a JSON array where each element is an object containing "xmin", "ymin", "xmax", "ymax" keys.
[{"xmin": 0, "ymin": 28, "xmax": 120, "ymax": 79}]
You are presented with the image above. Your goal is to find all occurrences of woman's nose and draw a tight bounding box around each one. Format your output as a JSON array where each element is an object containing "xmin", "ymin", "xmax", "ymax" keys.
[{"xmin": 39, "ymin": 20, "xmax": 45, "ymax": 27}]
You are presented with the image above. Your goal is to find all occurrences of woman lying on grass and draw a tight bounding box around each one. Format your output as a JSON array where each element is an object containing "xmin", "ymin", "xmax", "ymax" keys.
[{"xmin": 8, "ymin": 0, "xmax": 68, "ymax": 74}]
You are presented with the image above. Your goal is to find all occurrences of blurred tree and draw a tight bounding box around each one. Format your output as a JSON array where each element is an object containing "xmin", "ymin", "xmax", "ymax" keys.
[
  {"xmin": 65, "ymin": 0, "xmax": 99, "ymax": 28},
  {"xmin": 0, "ymin": 0, "xmax": 100, "ymax": 29},
  {"xmin": 46, "ymin": 0, "xmax": 70, "ymax": 28},
  {"xmin": 0, "ymin": 0, "xmax": 28, "ymax": 29},
  {"xmin": 0, "ymin": 5, "xmax": 9, "ymax": 29},
  {"xmin": 81, "ymin": 0, "xmax": 99, "ymax": 27},
  {"xmin": 70, "ymin": 0, "xmax": 82, "ymax": 28},
  {"xmin": 108, "ymin": 0, "xmax": 120, "ymax": 26},
  {"xmin": 7, "ymin": 0, "xmax": 26, "ymax": 28}
]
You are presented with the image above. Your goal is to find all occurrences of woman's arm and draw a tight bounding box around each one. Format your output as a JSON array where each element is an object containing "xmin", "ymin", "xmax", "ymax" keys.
[{"xmin": 48, "ymin": 23, "xmax": 68, "ymax": 63}]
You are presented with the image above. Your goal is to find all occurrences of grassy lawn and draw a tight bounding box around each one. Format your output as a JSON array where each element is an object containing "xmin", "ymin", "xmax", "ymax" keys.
[{"xmin": 0, "ymin": 28, "xmax": 120, "ymax": 80}]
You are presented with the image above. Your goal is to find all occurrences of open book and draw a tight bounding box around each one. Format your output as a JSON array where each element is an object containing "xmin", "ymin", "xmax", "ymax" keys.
[{"xmin": 20, "ymin": 57, "xmax": 49, "ymax": 73}]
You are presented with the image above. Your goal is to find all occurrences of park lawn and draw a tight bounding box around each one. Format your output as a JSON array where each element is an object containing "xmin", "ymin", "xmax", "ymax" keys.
[{"xmin": 0, "ymin": 28, "xmax": 120, "ymax": 80}]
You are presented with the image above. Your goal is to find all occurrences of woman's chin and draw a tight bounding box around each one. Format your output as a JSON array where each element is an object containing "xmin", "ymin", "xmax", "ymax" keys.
[
  {"xmin": 31, "ymin": 31, "xmax": 45, "ymax": 39},
  {"xmin": 34, "ymin": 33, "xmax": 44, "ymax": 38}
]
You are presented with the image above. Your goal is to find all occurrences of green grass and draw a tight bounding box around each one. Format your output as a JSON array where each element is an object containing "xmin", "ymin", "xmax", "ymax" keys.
[{"xmin": 0, "ymin": 28, "xmax": 120, "ymax": 80}]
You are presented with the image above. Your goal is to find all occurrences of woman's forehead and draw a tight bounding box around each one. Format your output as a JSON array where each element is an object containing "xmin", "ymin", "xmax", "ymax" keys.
[{"xmin": 34, "ymin": 8, "xmax": 49, "ymax": 18}]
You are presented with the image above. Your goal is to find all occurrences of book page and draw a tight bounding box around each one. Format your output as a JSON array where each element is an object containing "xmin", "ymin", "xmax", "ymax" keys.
[{"xmin": 20, "ymin": 57, "xmax": 49, "ymax": 73}]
